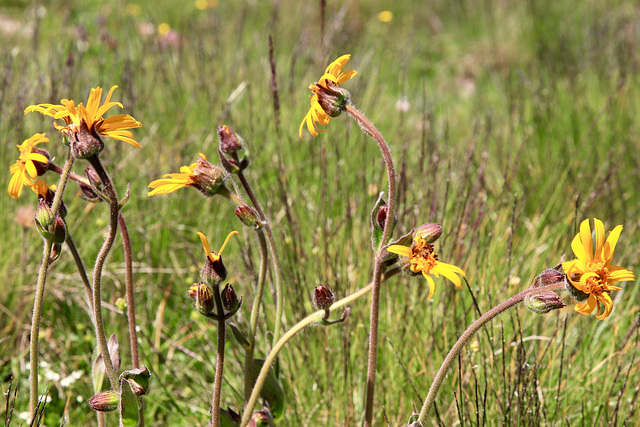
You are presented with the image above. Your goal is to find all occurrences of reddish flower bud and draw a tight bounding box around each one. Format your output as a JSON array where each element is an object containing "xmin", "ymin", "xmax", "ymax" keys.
[{"xmin": 313, "ymin": 284, "xmax": 334, "ymax": 310}]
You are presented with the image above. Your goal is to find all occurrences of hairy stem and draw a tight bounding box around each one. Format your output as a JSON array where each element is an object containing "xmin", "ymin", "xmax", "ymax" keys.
[
  {"xmin": 88, "ymin": 155, "xmax": 120, "ymax": 392},
  {"xmin": 65, "ymin": 231, "xmax": 94, "ymax": 316},
  {"xmin": 416, "ymin": 281, "xmax": 567, "ymax": 424},
  {"xmin": 118, "ymin": 213, "xmax": 139, "ymax": 368},
  {"xmin": 210, "ymin": 284, "xmax": 226, "ymax": 427},
  {"xmin": 29, "ymin": 149, "xmax": 75, "ymax": 417},
  {"xmin": 244, "ymin": 229, "xmax": 269, "ymax": 405},
  {"xmin": 236, "ymin": 170, "xmax": 284, "ymax": 341},
  {"xmin": 346, "ymin": 103, "xmax": 397, "ymax": 427},
  {"xmin": 239, "ymin": 268, "xmax": 400, "ymax": 426}
]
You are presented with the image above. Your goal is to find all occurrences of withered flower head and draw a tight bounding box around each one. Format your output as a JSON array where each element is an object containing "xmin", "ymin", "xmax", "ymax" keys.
[
  {"xmin": 147, "ymin": 153, "xmax": 228, "ymax": 197},
  {"xmin": 197, "ymin": 230, "xmax": 238, "ymax": 286},
  {"xmin": 313, "ymin": 284, "xmax": 335, "ymax": 310}
]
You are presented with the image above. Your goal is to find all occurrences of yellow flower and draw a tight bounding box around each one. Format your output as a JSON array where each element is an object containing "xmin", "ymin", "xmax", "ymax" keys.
[
  {"xmin": 8, "ymin": 133, "xmax": 50, "ymax": 198},
  {"xmin": 25, "ymin": 85, "xmax": 142, "ymax": 148},
  {"xmin": 197, "ymin": 230, "xmax": 238, "ymax": 286},
  {"xmin": 30, "ymin": 178, "xmax": 56, "ymax": 199},
  {"xmin": 387, "ymin": 236, "xmax": 466, "ymax": 300},
  {"xmin": 197, "ymin": 230, "xmax": 239, "ymax": 264},
  {"xmin": 562, "ymin": 218, "xmax": 635, "ymax": 320},
  {"xmin": 299, "ymin": 54, "xmax": 357, "ymax": 138},
  {"xmin": 147, "ymin": 153, "xmax": 227, "ymax": 196}
]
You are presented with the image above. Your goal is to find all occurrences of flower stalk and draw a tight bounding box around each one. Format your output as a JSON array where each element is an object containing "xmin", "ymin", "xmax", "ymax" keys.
[
  {"xmin": 210, "ymin": 283, "xmax": 227, "ymax": 427},
  {"xmin": 416, "ymin": 281, "xmax": 567, "ymax": 424},
  {"xmin": 28, "ymin": 148, "xmax": 74, "ymax": 417}
]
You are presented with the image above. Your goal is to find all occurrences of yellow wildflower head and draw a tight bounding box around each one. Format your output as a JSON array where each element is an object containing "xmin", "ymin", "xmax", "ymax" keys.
[
  {"xmin": 25, "ymin": 85, "xmax": 142, "ymax": 155},
  {"xmin": 299, "ymin": 54, "xmax": 357, "ymax": 138},
  {"xmin": 197, "ymin": 230, "xmax": 238, "ymax": 286},
  {"xmin": 8, "ymin": 133, "xmax": 50, "ymax": 198},
  {"xmin": 147, "ymin": 153, "xmax": 228, "ymax": 197},
  {"xmin": 562, "ymin": 218, "xmax": 635, "ymax": 320},
  {"xmin": 387, "ymin": 235, "xmax": 465, "ymax": 300}
]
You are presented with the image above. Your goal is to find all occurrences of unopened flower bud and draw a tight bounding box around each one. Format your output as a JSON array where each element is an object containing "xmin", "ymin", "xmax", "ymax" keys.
[
  {"xmin": 120, "ymin": 365, "xmax": 151, "ymax": 396},
  {"xmin": 201, "ymin": 256, "xmax": 227, "ymax": 286},
  {"xmin": 51, "ymin": 215, "xmax": 67, "ymax": 244},
  {"xmin": 532, "ymin": 268, "xmax": 566, "ymax": 288},
  {"xmin": 68, "ymin": 119, "xmax": 104, "ymax": 159},
  {"xmin": 414, "ymin": 223, "xmax": 443, "ymax": 244},
  {"xmin": 375, "ymin": 205, "xmax": 388, "ymax": 230},
  {"xmin": 218, "ymin": 125, "xmax": 244, "ymax": 154},
  {"xmin": 88, "ymin": 390, "xmax": 119, "ymax": 412},
  {"xmin": 313, "ymin": 284, "xmax": 334, "ymax": 310},
  {"xmin": 50, "ymin": 243, "xmax": 62, "ymax": 262},
  {"xmin": 250, "ymin": 409, "xmax": 274, "ymax": 427},
  {"xmin": 35, "ymin": 198, "xmax": 54, "ymax": 229},
  {"xmin": 524, "ymin": 291, "xmax": 566, "ymax": 314},
  {"xmin": 221, "ymin": 284, "xmax": 240, "ymax": 313},
  {"xmin": 188, "ymin": 283, "xmax": 215, "ymax": 314},
  {"xmin": 218, "ymin": 148, "xmax": 241, "ymax": 173},
  {"xmin": 235, "ymin": 205, "xmax": 265, "ymax": 229},
  {"xmin": 80, "ymin": 166, "xmax": 102, "ymax": 201}
]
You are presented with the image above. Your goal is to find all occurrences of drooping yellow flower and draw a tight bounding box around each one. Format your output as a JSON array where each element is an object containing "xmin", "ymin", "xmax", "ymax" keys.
[
  {"xmin": 25, "ymin": 85, "xmax": 142, "ymax": 148},
  {"xmin": 562, "ymin": 218, "xmax": 635, "ymax": 320},
  {"xmin": 387, "ymin": 236, "xmax": 466, "ymax": 300},
  {"xmin": 299, "ymin": 54, "xmax": 357, "ymax": 138},
  {"xmin": 8, "ymin": 133, "xmax": 50, "ymax": 198},
  {"xmin": 147, "ymin": 153, "xmax": 227, "ymax": 196}
]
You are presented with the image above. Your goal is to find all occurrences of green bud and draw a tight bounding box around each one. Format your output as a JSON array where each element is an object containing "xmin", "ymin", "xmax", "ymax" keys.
[
  {"xmin": 188, "ymin": 283, "xmax": 215, "ymax": 314},
  {"xmin": 235, "ymin": 205, "xmax": 265, "ymax": 229},
  {"xmin": 414, "ymin": 223, "xmax": 443, "ymax": 244},
  {"xmin": 88, "ymin": 390, "xmax": 119, "ymax": 412},
  {"xmin": 221, "ymin": 284, "xmax": 241, "ymax": 313},
  {"xmin": 524, "ymin": 291, "xmax": 566, "ymax": 314},
  {"xmin": 35, "ymin": 199, "xmax": 54, "ymax": 230}
]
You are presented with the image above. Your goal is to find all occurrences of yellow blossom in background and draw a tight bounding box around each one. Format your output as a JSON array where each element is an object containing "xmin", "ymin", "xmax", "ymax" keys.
[
  {"xmin": 30, "ymin": 178, "xmax": 55, "ymax": 199},
  {"xmin": 147, "ymin": 156, "xmax": 201, "ymax": 196},
  {"xmin": 299, "ymin": 54, "xmax": 357, "ymax": 138},
  {"xmin": 8, "ymin": 133, "xmax": 49, "ymax": 198},
  {"xmin": 562, "ymin": 218, "xmax": 635, "ymax": 320},
  {"xmin": 195, "ymin": 0, "xmax": 218, "ymax": 10},
  {"xmin": 378, "ymin": 10, "xmax": 393, "ymax": 23},
  {"xmin": 125, "ymin": 3, "xmax": 142, "ymax": 16},
  {"xmin": 147, "ymin": 153, "xmax": 227, "ymax": 197},
  {"xmin": 158, "ymin": 23, "xmax": 171, "ymax": 36},
  {"xmin": 387, "ymin": 236, "xmax": 465, "ymax": 300},
  {"xmin": 25, "ymin": 85, "xmax": 142, "ymax": 148}
]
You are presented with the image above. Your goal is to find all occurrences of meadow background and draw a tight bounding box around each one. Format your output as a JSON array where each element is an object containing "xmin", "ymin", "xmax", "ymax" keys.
[{"xmin": 1, "ymin": 0, "xmax": 640, "ymax": 425}]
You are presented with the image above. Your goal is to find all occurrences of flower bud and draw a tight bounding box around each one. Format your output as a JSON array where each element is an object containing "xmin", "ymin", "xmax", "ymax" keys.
[
  {"xmin": 35, "ymin": 198, "xmax": 54, "ymax": 230},
  {"xmin": 250, "ymin": 409, "xmax": 274, "ymax": 427},
  {"xmin": 221, "ymin": 283, "xmax": 240, "ymax": 313},
  {"xmin": 414, "ymin": 223, "xmax": 443, "ymax": 244},
  {"xmin": 235, "ymin": 205, "xmax": 265, "ymax": 229},
  {"xmin": 200, "ymin": 256, "xmax": 227, "ymax": 286},
  {"xmin": 375, "ymin": 205, "xmax": 388, "ymax": 230},
  {"xmin": 531, "ymin": 268, "xmax": 566, "ymax": 288},
  {"xmin": 218, "ymin": 125, "xmax": 244, "ymax": 154},
  {"xmin": 88, "ymin": 390, "xmax": 119, "ymax": 412},
  {"xmin": 218, "ymin": 148, "xmax": 241, "ymax": 173},
  {"xmin": 50, "ymin": 243, "xmax": 62, "ymax": 262},
  {"xmin": 120, "ymin": 365, "xmax": 151, "ymax": 396},
  {"xmin": 315, "ymin": 84, "xmax": 350, "ymax": 117},
  {"xmin": 51, "ymin": 215, "xmax": 67, "ymax": 244},
  {"xmin": 313, "ymin": 284, "xmax": 334, "ymax": 310},
  {"xmin": 188, "ymin": 283, "xmax": 215, "ymax": 314},
  {"xmin": 524, "ymin": 291, "xmax": 566, "ymax": 314},
  {"xmin": 80, "ymin": 166, "xmax": 102, "ymax": 202},
  {"xmin": 68, "ymin": 119, "xmax": 105, "ymax": 159}
]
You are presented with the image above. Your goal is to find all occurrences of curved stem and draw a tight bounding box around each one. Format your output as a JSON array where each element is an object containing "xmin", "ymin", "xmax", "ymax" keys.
[
  {"xmin": 244, "ymin": 229, "xmax": 269, "ymax": 405},
  {"xmin": 210, "ymin": 284, "xmax": 226, "ymax": 427},
  {"xmin": 346, "ymin": 103, "xmax": 397, "ymax": 427},
  {"xmin": 416, "ymin": 281, "xmax": 567, "ymax": 424},
  {"xmin": 239, "ymin": 268, "xmax": 400, "ymax": 426},
  {"xmin": 88, "ymin": 155, "xmax": 120, "ymax": 392},
  {"xmin": 119, "ymin": 213, "xmax": 139, "ymax": 369},
  {"xmin": 65, "ymin": 231, "xmax": 94, "ymax": 316},
  {"xmin": 29, "ymin": 149, "xmax": 75, "ymax": 417},
  {"xmin": 236, "ymin": 170, "xmax": 284, "ymax": 342}
]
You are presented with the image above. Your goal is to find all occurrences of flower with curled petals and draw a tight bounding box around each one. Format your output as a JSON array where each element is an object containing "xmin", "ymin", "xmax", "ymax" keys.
[
  {"xmin": 299, "ymin": 54, "xmax": 357, "ymax": 138},
  {"xmin": 147, "ymin": 153, "xmax": 227, "ymax": 197},
  {"xmin": 562, "ymin": 218, "xmax": 635, "ymax": 320},
  {"xmin": 8, "ymin": 133, "xmax": 50, "ymax": 198},
  {"xmin": 387, "ymin": 236, "xmax": 466, "ymax": 300}
]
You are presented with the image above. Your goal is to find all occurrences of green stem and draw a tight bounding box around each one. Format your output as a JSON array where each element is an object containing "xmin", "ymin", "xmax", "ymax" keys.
[
  {"xmin": 416, "ymin": 281, "xmax": 568, "ymax": 424},
  {"xmin": 346, "ymin": 103, "xmax": 397, "ymax": 427},
  {"xmin": 244, "ymin": 229, "xmax": 269, "ymax": 405},
  {"xmin": 88, "ymin": 155, "xmax": 120, "ymax": 392},
  {"xmin": 65, "ymin": 231, "xmax": 94, "ymax": 316},
  {"xmin": 210, "ymin": 284, "xmax": 226, "ymax": 427},
  {"xmin": 236, "ymin": 170, "xmax": 284, "ymax": 342},
  {"xmin": 29, "ymin": 149, "xmax": 75, "ymax": 417},
  {"xmin": 239, "ymin": 268, "xmax": 400, "ymax": 426}
]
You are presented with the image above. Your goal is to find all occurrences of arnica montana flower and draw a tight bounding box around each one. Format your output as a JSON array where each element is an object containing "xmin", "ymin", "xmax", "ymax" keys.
[
  {"xmin": 25, "ymin": 85, "xmax": 142, "ymax": 148},
  {"xmin": 562, "ymin": 218, "xmax": 635, "ymax": 320},
  {"xmin": 147, "ymin": 153, "xmax": 227, "ymax": 197},
  {"xmin": 8, "ymin": 133, "xmax": 50, "ymax": 198},
  {"xmin": 299, "ymin": 54, "xmax": 357, "ymax": 138},
  {"xmin": 197, "ymin": 230, "xmax": 239, "ymax": 286},
  {"xmin": 387, "ymin": 236, "xmax": 465, "ymax": 300}
]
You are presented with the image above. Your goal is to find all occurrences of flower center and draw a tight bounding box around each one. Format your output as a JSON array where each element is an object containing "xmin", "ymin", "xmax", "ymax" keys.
[
  {"xmin": 410, "ymin": 239, "xmax": 439, "ymax": 274},
  {"xmin": 582, "ymin": 260, "xmax": 612, "ymax": 294}
]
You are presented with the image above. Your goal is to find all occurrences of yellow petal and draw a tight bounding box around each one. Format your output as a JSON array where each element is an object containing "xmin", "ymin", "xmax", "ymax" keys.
[
  {"xmin": 579, "ymin": 219, "xmax": 593, "ymax": 262},
  {"xmin": 574, "ymin": 293, "xmax": 597, "ymax": 315},
  {"xmin": 603, "ymin": 225, "xmax": 623, "ymax": 264},
  {"xmin": 593, "ymin": 218, "xmax": 605, "ymax": 260},
  {"xmin": 386, "ymin": 244, "xmax": 412, "ymax": 258},
  {"xmin": 595, "ymin": 293, "xmax": 613, "ymax": 320},
  {"xmin": 197, "ymin": 232, "xmax": 212, "ymax": 257},
  {"xmin": 423, "ymin": 272, "xmax": 436, "ymax": 300}
]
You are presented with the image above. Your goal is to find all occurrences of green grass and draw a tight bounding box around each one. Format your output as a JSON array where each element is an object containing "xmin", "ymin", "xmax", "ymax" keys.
[{"xmin": 2, "ymin": 0, "xmax": 640, "ymax": 425}]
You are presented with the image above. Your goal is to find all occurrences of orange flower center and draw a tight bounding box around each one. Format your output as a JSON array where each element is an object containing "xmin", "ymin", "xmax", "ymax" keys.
[{"xmin": 410, "ymin": 238, "xmax": 439, "ymax": 274}]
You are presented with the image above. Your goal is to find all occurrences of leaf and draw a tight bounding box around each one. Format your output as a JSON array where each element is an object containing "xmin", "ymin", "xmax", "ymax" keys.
[
  {"xmin": 229, "ymin": 323, "xmax": 251, "ymax": 349},
  {"xmin": 252, "ymin": 359, "xmax": 286, "ymax": 420},
  {"xmin": 119, "ymin": 378, "xmax": 140, "ymax": 427}
]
